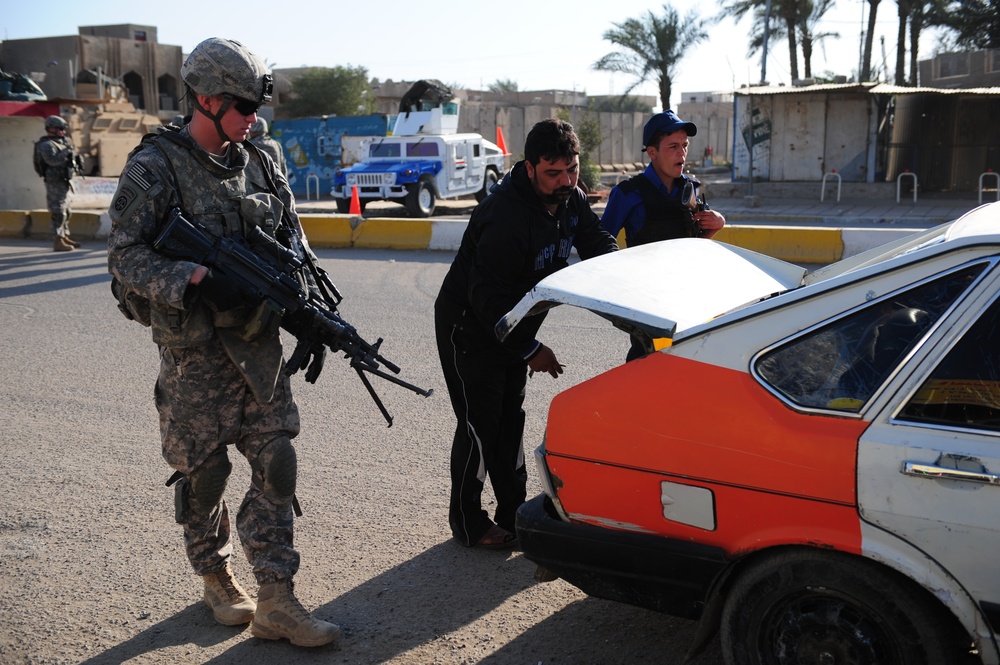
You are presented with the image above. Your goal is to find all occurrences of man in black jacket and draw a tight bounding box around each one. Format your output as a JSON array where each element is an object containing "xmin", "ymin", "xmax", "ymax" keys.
[{"xmin": 434, "ymin": 118, "xmax": 618, "ymax": 549}]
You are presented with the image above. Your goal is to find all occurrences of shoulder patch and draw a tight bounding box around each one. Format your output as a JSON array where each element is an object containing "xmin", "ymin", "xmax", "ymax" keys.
[{"xmin": 110, "ymin": 162, "xmax": 160, "ymax": 223}]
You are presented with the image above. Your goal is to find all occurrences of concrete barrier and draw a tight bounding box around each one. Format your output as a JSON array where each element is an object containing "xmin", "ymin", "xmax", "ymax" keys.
[{"xmin": 0, "ymin": 210, "xmax": 922, "ymax": 262}]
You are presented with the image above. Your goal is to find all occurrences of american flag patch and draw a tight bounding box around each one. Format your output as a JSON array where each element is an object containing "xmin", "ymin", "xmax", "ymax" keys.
[{"xmin": 125, "ymin": 163, "xmax": 154, "ymax": 191}]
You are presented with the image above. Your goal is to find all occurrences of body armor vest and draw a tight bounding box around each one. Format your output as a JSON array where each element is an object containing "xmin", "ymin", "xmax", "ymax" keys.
[{"xmin": 617, "ymin": 173, "xmax": 697, "ymax": 246}]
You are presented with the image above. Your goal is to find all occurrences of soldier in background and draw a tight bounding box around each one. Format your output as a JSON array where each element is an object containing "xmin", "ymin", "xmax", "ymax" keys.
[
  {"xmin": 33, "ymin": 115, "xmax": 83, "ymax": 251},
  {"xmin": 248, "ymin": 118, "xmax": 287, "ymax": 178}
]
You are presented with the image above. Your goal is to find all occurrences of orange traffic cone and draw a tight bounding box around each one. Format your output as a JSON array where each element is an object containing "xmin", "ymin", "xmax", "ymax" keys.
[
  {"xmin": 349, "ymin": 185, "xmax": 361, "ymax": 215},
  {"xmin": 496, "ymin": 127, "xmax": 508, "ymax": 155}
]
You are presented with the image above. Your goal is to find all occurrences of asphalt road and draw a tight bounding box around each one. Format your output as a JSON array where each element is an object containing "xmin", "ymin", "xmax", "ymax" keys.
[{"xmin": 0, "ymin": 239, "xmax": 727, "ymax": 664}]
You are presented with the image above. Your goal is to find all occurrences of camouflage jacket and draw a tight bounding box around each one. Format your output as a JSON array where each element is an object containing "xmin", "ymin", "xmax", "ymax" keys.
[
  {"xmin": 107, "ymin": 126, "xmax": 313, "ymax": 402},
  {"xmin": 249, "ymin": 133, "xmax": 287, "ymax": 178},
  {"xmin": 35, "ymin": 135, "xmax": 76, "ymax": 183}
]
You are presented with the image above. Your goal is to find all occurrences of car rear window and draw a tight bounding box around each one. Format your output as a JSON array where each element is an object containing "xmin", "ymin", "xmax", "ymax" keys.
[{"xmin": 755, "ymin": 264, "xmax": 984, "ymax": 413}]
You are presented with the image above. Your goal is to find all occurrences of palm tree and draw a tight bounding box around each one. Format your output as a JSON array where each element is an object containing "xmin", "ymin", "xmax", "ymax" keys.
[
  {"xmin": 488, "ymin": 79, "xmax": 519, "ymax": 93},
  {"xmin": 931, "ymin": 0, "xmax": 1000, "ymax": 49},
  {"xmin": 592, "ymin": 4, "xmax": 708, "ymax": 110},
  {"xmin": 744, "ymin": 0, "xmax": 837, "ymax": 79},
  {"xmin": 799, "ymin": 0, "xmax": 840, "ymax": 78},
  {"xmin": 895, "ymin": 0, "xmax": 911, "ymax": 83},
  {"xmin": 718, "ymin": 0, "xmax": 806, "ymax": 81},
  {"xmin": 861, "ymin": 0, "xmax": 882, "ymax": 81}
]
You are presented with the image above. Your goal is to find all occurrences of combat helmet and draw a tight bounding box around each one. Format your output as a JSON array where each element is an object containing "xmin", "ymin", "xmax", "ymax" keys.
[
  {"xmin": 250, "ymin": 117, "xmax": 268, "ymax": 136},
  {"xmin": 181, "ymin": 38, "xmax": 273, "ymax": 143},
  {"xmin": 44, "ymin": 115, "xmax": 68, "ymax": 131}
]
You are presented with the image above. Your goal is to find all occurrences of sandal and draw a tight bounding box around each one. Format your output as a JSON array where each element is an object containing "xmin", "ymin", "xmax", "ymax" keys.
[{"xmin": 474, "ymin": 524, "xmax": 518, "ymax": 550}]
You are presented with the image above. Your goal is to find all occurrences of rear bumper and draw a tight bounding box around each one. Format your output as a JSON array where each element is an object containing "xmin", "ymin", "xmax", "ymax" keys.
[{"xmin": 515, "ymin": 494, "xmax": 730, "ymax": 619}]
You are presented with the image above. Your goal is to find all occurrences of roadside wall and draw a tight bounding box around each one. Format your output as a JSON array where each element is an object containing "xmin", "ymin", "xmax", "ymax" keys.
[{"xmin": 0, "ymin": 116, "xmax": 48, "ymax": 211}]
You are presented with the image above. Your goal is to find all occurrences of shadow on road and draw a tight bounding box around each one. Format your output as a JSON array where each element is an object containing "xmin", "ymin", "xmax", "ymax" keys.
[{"xmin": 75, "ymin": 538, "xmax": 723, "ymax": 664}]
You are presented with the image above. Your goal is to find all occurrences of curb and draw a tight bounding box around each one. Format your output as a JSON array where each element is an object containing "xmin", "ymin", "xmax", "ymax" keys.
[{"xmin": 0, "ymin": 211, "xmax": 922, "ymax": 263}]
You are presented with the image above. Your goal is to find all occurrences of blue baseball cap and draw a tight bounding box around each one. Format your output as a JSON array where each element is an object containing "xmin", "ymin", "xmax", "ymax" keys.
[{"xmin": 642, "ymin": 110, "xmax": 697, "ymax": 150}]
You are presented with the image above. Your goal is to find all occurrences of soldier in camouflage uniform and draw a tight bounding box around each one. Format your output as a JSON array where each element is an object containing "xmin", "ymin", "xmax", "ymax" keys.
[
  {"xmin": 106, "ymin": 37, "xmax": 339, "ymax": 648},
  {"xmin": 248, "ymin": 118, "xmax": 287, "ymax": 178},
  {"xmin": 34, "ymin": 115, "xmax": 82, "ymax": 251}
]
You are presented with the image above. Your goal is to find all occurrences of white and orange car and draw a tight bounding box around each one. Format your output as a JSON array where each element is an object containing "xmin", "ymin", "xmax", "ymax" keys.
[{"xmin": 499, "ymin": 202, "xmax": 1000, "ymax": 665}]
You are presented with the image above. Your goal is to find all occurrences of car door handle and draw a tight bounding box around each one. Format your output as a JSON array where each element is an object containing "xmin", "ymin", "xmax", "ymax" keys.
[{"xmin": 902, "ymin": 461, "xmax": 1000, "ymax": 485}]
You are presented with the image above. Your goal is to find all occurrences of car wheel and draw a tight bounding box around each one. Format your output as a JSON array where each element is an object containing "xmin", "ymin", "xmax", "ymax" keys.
[
  {"xmin": 335, "ymin": 198, "xmax": 351, "ymax": 214},
  {"xmin": 476, "ymin": 168, "xmax": 499, "ymax": 203},
  {"xmin": 405, "ymin": 177, "xmax": 436, "ymax": 217},
  {"xmin": 720, "ymin": 550, "xmax": 959, "ymax": 665}
]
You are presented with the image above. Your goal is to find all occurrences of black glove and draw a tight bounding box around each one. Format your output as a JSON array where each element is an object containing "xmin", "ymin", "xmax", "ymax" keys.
[
  {"xmin": 198, "ymin": 269, "xmax": 244, "ymax": 312},
  {"xmin": 286, "ymin": 337, "xmax": 327, "ymax": 383}
]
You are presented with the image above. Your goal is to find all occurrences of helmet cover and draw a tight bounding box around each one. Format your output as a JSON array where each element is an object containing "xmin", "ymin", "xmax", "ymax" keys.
[
  {"xmin": 45, "ymin": 115, "xmax": 68, "ymax": 131},
  {"xmin": 181, "ymin": 38, "xmax": 272, "ymax": 104}
]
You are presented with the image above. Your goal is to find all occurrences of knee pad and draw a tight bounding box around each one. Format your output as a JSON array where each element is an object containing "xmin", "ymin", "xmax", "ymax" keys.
[
  {"xmin": 252, "ymin": 435, "xmax": 297, "ymax": 505},
  {"xmin": 188, "ymin": 449, "xmax": 232, "ymax": 514}
]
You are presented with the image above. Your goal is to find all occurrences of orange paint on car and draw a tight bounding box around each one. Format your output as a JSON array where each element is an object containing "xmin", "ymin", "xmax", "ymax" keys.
[{"xmin": 544, "ymin": 354, "xmax": 870, "ymax": 554}]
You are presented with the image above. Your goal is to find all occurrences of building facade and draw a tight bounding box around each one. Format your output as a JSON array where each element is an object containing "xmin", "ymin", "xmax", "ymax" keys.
[{"xmin": 0, "ymin": 24, "xmax": 184, "ymax": 119}]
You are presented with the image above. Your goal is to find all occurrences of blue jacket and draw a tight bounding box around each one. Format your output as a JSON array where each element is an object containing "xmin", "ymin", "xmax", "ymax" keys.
[{"xmin": 601, "ymin": 164, "xmax": 700, "ymax": 245}]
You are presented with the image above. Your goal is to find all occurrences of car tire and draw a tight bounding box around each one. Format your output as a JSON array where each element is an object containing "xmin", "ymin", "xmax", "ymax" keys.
[
  {"xmin": 719, "ymin": 549, "xmax": 961, "ymax": 665},
  {"xmin": 476, "ymin": 168, "xmax": 499, "ymax": 203},
  {"xmin": 405, "ymin": 176, "xmax": 436, "ymax": 217},
  {"xmin": 335, "ymin": 198, "xmax": 351, "ymax": 214}
]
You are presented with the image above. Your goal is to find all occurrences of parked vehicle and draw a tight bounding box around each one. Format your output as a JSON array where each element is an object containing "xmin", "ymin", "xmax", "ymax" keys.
[
  {"xmin": 331, "ymin": 80, "xmax": 505, "ymax": 217},
  {"xmin": 500, "ymin": 202, "xmax": 1000, "ymax": 665}
]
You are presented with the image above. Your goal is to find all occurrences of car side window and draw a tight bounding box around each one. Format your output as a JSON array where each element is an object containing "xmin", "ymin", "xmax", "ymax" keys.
[
  {"xmin": 755, "ymin": 264, "xmax": 984, "ymax": 413},
  {"xmin": 898, "ymin": 294, "xmax": 1000, "ymax": 431}
]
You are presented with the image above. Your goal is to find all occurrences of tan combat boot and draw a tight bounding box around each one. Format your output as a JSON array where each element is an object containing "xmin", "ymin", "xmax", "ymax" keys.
[
  {"xmin": 61, "ymin": 236, "xmax": 81, "ymax": 248},
  {"xmin": 251, "ymin": 579, "xmax": 340, "ymax": 647},
  {"xmin": 202, "ymin": 563, "xmax": 256, "ymax": 626},
  {"xmin": 52, "ymin": 237, "xmax": 73, "ymax": 252}
]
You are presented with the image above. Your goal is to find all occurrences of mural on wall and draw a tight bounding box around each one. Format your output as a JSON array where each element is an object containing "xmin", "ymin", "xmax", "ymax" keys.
[
  {"xmin": 734, "ymin": 96, "xmax": 772, "ymax": 182},
  {"xmin": 272, "ymin": 114, "xmax": 388, "ymax": 198}
]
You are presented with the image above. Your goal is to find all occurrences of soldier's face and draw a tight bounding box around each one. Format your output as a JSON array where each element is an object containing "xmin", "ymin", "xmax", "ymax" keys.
[
  {"xmin": 203, "ymin": 95, "xmax": 256, "ymax": 143},
  {"xmin": 220, "ymin": 99, "xmax": 257, "ymax": 143}
]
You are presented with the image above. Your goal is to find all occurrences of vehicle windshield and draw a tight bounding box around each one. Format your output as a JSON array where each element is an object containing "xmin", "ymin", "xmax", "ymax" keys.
[{"xmin": 370, "ymin": 142, "xmax": 400, "ymax": 158}]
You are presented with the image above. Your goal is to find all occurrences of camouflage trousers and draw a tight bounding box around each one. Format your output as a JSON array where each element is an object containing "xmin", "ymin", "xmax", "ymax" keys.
[
  {"xmin": 44, "ymin": 179, "xmax": 71, "ymax": 239},
  {"xmin": 155, "ymin": 338, "xmax": 301, "ymax": 584}
]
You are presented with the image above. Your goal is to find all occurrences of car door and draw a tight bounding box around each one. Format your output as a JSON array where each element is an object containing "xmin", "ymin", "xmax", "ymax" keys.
[{"xmin": 857, "ymin": 260, "xmax": 1000, "ymax": 635}]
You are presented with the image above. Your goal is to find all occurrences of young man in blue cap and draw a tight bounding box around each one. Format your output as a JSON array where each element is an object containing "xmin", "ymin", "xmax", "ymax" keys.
[{"xmin": 601, "ymin": 110, "xmax": 727, "ymax": 361}]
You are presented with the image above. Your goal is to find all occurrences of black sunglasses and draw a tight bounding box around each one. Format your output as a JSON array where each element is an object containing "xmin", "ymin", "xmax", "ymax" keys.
[{"xmin": 232, "ymin": 96, "xmax": 262, "ymax": 116}]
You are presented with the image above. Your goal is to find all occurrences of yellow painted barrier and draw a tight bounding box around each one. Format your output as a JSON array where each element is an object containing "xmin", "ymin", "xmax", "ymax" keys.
[
  {"xmin": 353, "ymin": 218, "xmax": 432, "ymax": 250},
  {"xmin": 299, "ymin": 214, "xmax": 353, "ymax": 248},
  {"xmin": 0, "ymin": 210, "xmax": 28, "ymax": 238},
  {"xmin": 68, "ymin": 211, "xmax": 102, "ymax": 238},
  {"xmin": 614, "ymin": 226, "xmax": 842, "ymax": 263},
  {"xmin": 715, "ymin": 226, "xmax": 843, "ymax": 263}
]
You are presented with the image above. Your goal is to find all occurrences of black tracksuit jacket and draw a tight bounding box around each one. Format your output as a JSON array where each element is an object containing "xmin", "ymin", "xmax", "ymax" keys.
[{"xmin": 435, "ymin": 160, "xmax": 618, "ymax": 358}]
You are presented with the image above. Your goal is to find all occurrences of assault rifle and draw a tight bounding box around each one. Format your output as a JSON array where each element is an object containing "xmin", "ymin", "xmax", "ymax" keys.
[{"xmin": 153, "ymin": 208, "xmax": 432, "ymax": 426}]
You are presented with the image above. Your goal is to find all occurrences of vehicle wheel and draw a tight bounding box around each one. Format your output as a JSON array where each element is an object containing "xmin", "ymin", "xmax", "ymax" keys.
[
  {"xmin": 476, "ymin": 168, "xmax": 499, "ymax": 202},
  {"xmin": 405, "ymin": 177, "xmax": 436, "ymax": 217},
  {"xmin": 335, "ymin": 198, "xmax": 351, "ymax": 214},
  {"xmin": 719, "ymin": 550, "xmax": 960, "ymax": 665}
]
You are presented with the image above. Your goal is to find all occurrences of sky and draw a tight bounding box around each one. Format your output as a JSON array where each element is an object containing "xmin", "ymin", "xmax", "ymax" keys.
[{"xmin": 3, "ymin": 0, "xmax": 946, "ymax": 111}]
